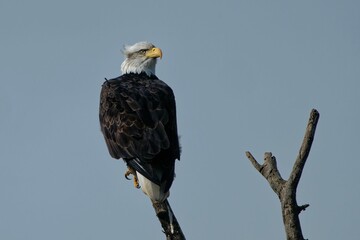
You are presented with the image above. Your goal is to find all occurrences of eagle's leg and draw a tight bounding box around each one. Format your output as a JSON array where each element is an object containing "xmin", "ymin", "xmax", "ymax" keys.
[{"xmin": 125, "ymin": 167, "xmax": 140, "ymax": 189}]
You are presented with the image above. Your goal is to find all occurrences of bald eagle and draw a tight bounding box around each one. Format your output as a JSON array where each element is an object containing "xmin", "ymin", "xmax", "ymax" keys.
[{"xmin": 99, "ymin": 42, "xmax": 180, "ymax": 202}]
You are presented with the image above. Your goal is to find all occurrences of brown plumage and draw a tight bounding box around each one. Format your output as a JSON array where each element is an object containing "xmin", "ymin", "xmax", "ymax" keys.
[{"xmin": 99, "ymin": 72, "xmax": 180, "ymax": 194}]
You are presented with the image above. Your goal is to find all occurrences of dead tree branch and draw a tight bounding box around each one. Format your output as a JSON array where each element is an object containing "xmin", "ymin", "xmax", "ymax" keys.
[
  {"xmin": 246, "ymin": 109, "xmax": 320, "ymax": 240},
  {"xmin": 152, "ymin": 199, "xmax": 186, "ymax": 240}
]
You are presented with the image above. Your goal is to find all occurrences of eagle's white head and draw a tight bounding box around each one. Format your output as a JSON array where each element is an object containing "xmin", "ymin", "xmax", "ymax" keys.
[{"xmin": 120, "ymin": 42, "xmax": 163, "ymax": 76}]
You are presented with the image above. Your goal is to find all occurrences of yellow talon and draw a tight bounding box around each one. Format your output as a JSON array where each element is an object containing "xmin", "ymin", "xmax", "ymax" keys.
[
  {"xmin": 133, "ymin": 175, "xmax": 140, "ymax": 189},
  {"xmin": 124, "ymin": 167, "xmax": 140, "ymax": 189}
]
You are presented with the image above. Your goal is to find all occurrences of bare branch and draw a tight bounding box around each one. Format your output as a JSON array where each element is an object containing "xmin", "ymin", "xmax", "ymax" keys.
[
  {"xmin": 297, "ymin": 204, "xmax": 310, "ymax": 213},
  {"xmin": 246, "ymin": 152, "xmax": 285, "ymax": 196},
  {"xmin": 246, "ymin": 109, "xmax": 320, "ymax": 240},
  {"xmin": 246, "ymin": 151, "xmax": 262, "ymax": 172},
  {"xmin": 288, "ymin": 109, "xmax": 320, "ymax": 189},
  {"xmin": 152, "ymin": 200, "xmax": 186, "ymax": 240}
]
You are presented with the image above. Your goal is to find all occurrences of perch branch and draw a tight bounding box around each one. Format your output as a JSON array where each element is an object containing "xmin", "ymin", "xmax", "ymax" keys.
[{"xmin": 152, "ymin": 199, "xmax": 186, "ymax": 240}]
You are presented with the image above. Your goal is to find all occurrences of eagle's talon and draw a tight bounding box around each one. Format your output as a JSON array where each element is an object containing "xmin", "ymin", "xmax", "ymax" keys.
[
  {"xmin": 135, "ymin": 179, "xmax": 140, "ymax": 189},
  {"xmin": 124, "ymin": 170, "xmax": 132, "ymax": 180},
  {"xmin": 125, "ymin": 167, "xmax": 140, "ymax": 189}
]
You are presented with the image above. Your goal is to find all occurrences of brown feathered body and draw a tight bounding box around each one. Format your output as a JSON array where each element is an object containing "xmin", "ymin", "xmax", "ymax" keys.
[{"xmin": 99, "ymin": 72, "xmax": 180, "ymax": 195}]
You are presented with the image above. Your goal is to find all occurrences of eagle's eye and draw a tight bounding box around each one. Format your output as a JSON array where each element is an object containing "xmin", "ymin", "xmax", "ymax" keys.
[{"xmin": 138, "ymin": 49, "xmax": 147, "ymax": 54}]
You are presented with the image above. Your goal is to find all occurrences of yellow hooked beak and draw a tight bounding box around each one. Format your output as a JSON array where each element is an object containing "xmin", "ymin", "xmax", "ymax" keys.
[{"xmin": 145, "ymin": 47, "xmax": 162, "ymax": 59}]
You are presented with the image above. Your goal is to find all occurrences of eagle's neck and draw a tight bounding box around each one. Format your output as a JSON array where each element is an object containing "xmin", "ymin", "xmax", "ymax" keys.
[{"xmin": 121, "ymin": 58, "xmax": 157, "ymax": 76}]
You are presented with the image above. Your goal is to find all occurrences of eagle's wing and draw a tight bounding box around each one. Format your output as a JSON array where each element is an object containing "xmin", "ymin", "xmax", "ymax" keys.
[{"xmin": 99, "ymin": 74, "xmax": 180, "ymax": 189}]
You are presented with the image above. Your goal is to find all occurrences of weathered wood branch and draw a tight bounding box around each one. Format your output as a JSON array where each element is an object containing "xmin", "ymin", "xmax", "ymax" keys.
[
  {"xmin": 288, "ymin": 109, "xmax": 320, "ymax": 190},
  {"xmin": 152, "ymin": 199, "xmax": 186, "ymax": 240},
  {"xmin": 246, "ymin": 109, "xmax": 320, "ymax": 240}
]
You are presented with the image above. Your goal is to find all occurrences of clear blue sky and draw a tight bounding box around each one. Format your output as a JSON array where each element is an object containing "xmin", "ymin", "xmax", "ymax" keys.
[{"xmin": 1, "ymin": 0, "xmax": 359, "ymax": 239}]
